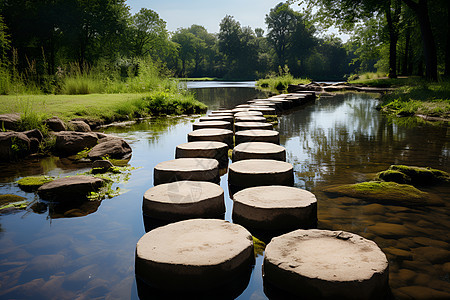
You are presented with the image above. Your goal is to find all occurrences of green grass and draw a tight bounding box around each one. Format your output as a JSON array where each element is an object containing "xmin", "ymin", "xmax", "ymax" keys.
[{"xmin": 256, "ymin": 74, "xmax": 310, "ymax": 91}]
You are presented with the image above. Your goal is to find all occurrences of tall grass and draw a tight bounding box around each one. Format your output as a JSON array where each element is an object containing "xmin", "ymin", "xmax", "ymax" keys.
[{"xmin": 257, "ymin": 66, "xmax": 310, "ymax": 91}]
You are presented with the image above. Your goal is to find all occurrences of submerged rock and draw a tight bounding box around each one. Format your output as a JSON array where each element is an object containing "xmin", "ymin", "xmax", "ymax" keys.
[
  {"xmin": 0, "ymin": 194, "xmax": 28, "ymax": 213},
  {"xmin": 323, "ymin": 181, "xmax": 444, "ymax": 206},
  {"xmin": 18, "ymin": 176, "xmax": 54, "ymax": 192},
  {"xmin": 376, "ymin": 165, "xmax": 450, "ymax": 186},
  {"xmin": 37, "ymin": 175, "xmax": 105, "ymax": 201}
]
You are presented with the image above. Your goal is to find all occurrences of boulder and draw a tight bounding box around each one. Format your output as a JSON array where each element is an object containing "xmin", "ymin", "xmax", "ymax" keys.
[
  {"xmin": 37, "ymin": 175, "xmax": 105, "ymax": 201},
  {"xmin": 0, "ymin": 113, "xmax": 21, "ymax": 130},
  {"xmin": 0, "ymin": 131, "xmax": 31, "ymax": 161},
  {"xmin": 378, "ymin": 165, "xmax": 450, "ymax": 186},
  {"xmin": 18, "ymin": 176, "xmax": 54, "ymax": 192},
  {"xmin": 87, "ymin": 137, "xmax": 132, "ymax": 160},
  {"xmin": 44, "ymin": 116, "xmax": 66, "ymax": 132},
  {"xmin": 53, "ymin": 131, "xmax": 98, "ymax": 156},
  {"xmin": 69, "ymin": 120, "xmax": 91, "ymax": 132},
  {"xmin": 91, "ymin": 160, "xmax": 114, "ymax": 173},
  {"xmin": 23, "ymin": 129, "xmax": 44, "ymax": 153}
]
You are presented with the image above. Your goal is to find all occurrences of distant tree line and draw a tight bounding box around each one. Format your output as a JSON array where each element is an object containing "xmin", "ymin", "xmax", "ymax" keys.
[{"xmin": 0, "ymin": 0, "xmax": 447, "ymax": 85}]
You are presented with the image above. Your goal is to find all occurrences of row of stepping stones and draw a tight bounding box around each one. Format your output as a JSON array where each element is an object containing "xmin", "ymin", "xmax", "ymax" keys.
[{"xmin": 136, "ymin": 93, "xmax": 389, "ymax": 299}]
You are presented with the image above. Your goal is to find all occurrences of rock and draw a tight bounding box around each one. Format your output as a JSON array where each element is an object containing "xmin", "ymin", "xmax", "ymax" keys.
[
  {"xmin": 232, "ymin": 142, "xmax": 286, "ymax": 162},
  {"xmin": 235, "ymin": 129, "xmax": 280, "ymax": 145},
  {"xmin": 375, "ymin": 170, "xmax": 411, "ymax": 184},
  {"xmin": 69, "ymin": 120, "xmax": 91, "ymax": 132},
  {"xmin": 92, "ymin": 160, "xmax": 114, "ymax": 173},
  {"xmin": 0, "ymin": 131, "xmax": 31, "ymax": 161},
  {"xmin": 0, "ymin": 113, "xmax": 21, "ymax": 130},
  {"xmin": 153, "ymin": 158, "xmax": 219, "ymax": 186},
  {"xmin": 396, "ymin": 286, "xmax": 450, "ymax": 299},
  {"xmin": 367, "ymin": 222, "xmax": 413, "ymax": 238},
  {"xmin": 412, "ymin": 247, "xmax": 450, "ymax": 264},
  {"xmin": 263, "ymin": 229, "xmax": 389, "ymax": 299},
  {"xmin": 187, "ymin": 129, "xmax": 234, "ymax": 148},
  {"xmin": 23, "ymin": 129, "xmax": 44, "ymax": 153},
  {"xmin": 37, "ymin": 175, "xmax": 104, "ymax": 201},
  {"xmin": 175, "ymin": 141, "xmax": 229, "ymax": 168},
  {"xmin": 87, "ymin": 137, "xmax": 132, "ymax": 160},
  {"xmin": 0, "ymin": 194, "xmax": 28, "ymax": 213},
  {"xmin": 387, "ymin": 165, "xmax": 450, "ymax": 185},
  {"xmin": 192, "ymin": 120, "xmax": 232, "ymax": 131},
  {"xmin": 44, "ymin": 116, "xmax": 66, "ymax": 132},
  {"xmin": 53, "ymin": 131, "xmax": 98, "ymax": 156},
  {"xmin": 17, "ymin": 176, "xmax": 54, "ymax": 192}
]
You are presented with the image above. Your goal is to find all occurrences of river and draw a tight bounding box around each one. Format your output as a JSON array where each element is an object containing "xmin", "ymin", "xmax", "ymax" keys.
[{"xmin": 0, "ymin": 82, "xmax": 449, "ymax": 299}]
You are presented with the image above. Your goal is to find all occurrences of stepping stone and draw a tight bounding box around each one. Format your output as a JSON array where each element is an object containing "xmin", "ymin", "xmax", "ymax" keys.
[
  {"xmin": 187, "ymin": 129, "xmax": 233, "ymax": 148},
  {"xmin": 37, "ymin": 175, "xmax": 105, "ymax": 201},
  {"xmin": 235, "ymin": 104, "xmax": 253, "ymax": 108},
  {"xmin": 248, "ymin": 107, "xmax": 276, "ymax": 115},
  {"xmin": 199, "ymin": 115, "xmax": 234, "ymax": 124},
  {"xmin": 232, "ymin": 186, "xmax": 317, "ymax": 230},
  {"xmin": 235, "ymin": 129, "xmax": 280, "ymax": 145},
  {"xmin": 135, "ymin": 219, "xmax": 254, "ymax": 292},
  {"xmin": 235, "ymin": 116, "xmax": 267, "ymax": 123},
  {"xmin": 207, "ymin": 113, "xmax": 233, "ymax": 118},
  {"xmin": 228, "ymin": 159, "xmax": 294, "ymax": 193},
  {"xmin": 232, "ymin": 142, "xmax": 286, "ymax": 162},
  {"xmin": 210, "ymin": 110, "xmax": 233, "ymax": 115},
  {"xmin": 234, "ymin": 111, "xmax": 263, "ymax": 117},
  {"xmin": 143, "ymin": 181, "xmax": 225, "ymax": 221},
  {"xmin": 231, "ymin": 108, "xmax": 251, "ymax": 113},
  {"xmin": 176, "ymin": 141, "xmax": 229, "ymax": 168},
  {"xmin": 234, "ymin": 122, "xmax": 273, "ymax": 132},
  {"xmin": 153, "ymin": 158, "xmax": 219, "ymax": 186},
  {"xmin": 193, "ymin": 120, "xmax": 231, "ymax": 131},
  {"xmin": 263, "ymin": 229, "xmax": 389, "ymax": 299}
]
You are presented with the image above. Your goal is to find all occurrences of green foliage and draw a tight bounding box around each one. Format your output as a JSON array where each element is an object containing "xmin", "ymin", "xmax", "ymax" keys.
[
  {"xmin": 257, "ymin": 67, "xmax": 310, "ymax": 91},
  {"xmin": 17, "ymin": 176, "xmax": 54, "ymax": 191}
]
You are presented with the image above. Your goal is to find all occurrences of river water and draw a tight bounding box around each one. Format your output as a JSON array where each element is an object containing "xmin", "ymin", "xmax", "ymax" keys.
[{"xmin": 0, "ymin": 82, "xmax": 449, "ymax": 299}]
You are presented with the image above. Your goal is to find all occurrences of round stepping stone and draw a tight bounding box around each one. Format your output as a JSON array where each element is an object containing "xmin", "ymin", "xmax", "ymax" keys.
[
  {"xmin": 176, "ymin": 141, "xmax": 228, "ymax": 168},
  {"xmin": 235, "ymin": 129, "xmax": 280, "ymax": 145},
  {"xmin": 208, "ymin": 113, "xmax": 233, "ymax": 117},
  {"xmin": 193, "ymin": 120, "xmax": 231, "ymax": 131},
  {"xmin": 200, "ymin": 116, "xmax": 234, "ymax": 124},
  {"xmin": 249, "ymin": 107, "xmax": 276, "ymax": 115},
  {"xmin": 228, "ymin": 159, "xmax": 294, "ymax": 191},
  {"xmin": 235, "ymin": 116, "xmax": 267, "ymax": 123},
  {"xmin": 234, "ymin": 122, "xmax": 273, "ymax": 132},
  {"xmin": 210, "ymin": 110, "xmax": 233, "ymax": 115},
  {"xmin": 143, "ymin": 181, "xmax": 225, "ymax": 221},
  {"xmin": 232, "ymin": 186, "xmax": 317, "ymax": 230},
  {"xmin": 232, "ymin": 142, "xmax": 286, "ymax": 162},
  {"xmin": 263, "ymin": 229, "xmax": 389, "ymax": 299},
  {"xmin": 231, "ymin": 108, "xmax": 251, "ymax": 113},
  {"xmin": 154, "ymin": 158, "xmax": 219, "ymax": 186},
  {"xmin": 234, "ymin": 111, "xmax": 263, "ymax": 117},
  {"xmin": 187, "ymin": 128, "xmax": 233, "ymax": 148},
  {"xmin": 235, "ymin": 104, "xmax": 253, "ymax": 108},
  {"xmin": 135, "ymin": 219, "xmax": 254, "ymax": 291}
]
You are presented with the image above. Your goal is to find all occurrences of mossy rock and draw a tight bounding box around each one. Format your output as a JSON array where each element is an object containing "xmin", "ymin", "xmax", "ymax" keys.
[
  {"xmin": 264, "ymin": 115, "xmax": 278, "ymax": 125},
  {"xmin": 0, "ymin": 194, "xmax": 28, "ymax": 213},
  {"xmin": 18, "ymin": 176, "xmax": 54, "ymax": 192},
  {"xmin": 375, "ymin": 170, "xmax": 411, "ymax": 184},
  {"xmin": 388, "ymin": 165, "xmax": 449, "ymax": 185},
  {"xmin": 323, "ymin": 181, "xmax": 444, "ymax": 207}
]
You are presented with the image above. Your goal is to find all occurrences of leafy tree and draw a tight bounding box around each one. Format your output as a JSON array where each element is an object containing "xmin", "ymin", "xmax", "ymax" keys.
[{"xmin": 172, "ymin": 28, "xmax": 197, "ymax": 76}]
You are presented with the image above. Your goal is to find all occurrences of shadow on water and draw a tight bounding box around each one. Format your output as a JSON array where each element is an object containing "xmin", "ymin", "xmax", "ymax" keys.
[{"xmin": 0, "ymin": 88, "xmax": 449, "ymax": 299}]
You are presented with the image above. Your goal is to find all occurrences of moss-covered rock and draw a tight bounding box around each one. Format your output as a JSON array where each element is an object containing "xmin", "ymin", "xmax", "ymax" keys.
[
  {"xmin": 374, "ymin": 170, "xmax": 411, "ymax": 184},
  {"xmin": 0, "ymin": 194, "xmax": 28, "ymax": 213},
  {"xmin": 323, "ymin": 181, "xmax": 444, "ymax": 206},
  {"xmin": 17, "ymin": 176, "xmax": 54, "ymax": 192},
  {"xmin": 387, "ymin": 165, "xmax": 449, "ymax": 185}
]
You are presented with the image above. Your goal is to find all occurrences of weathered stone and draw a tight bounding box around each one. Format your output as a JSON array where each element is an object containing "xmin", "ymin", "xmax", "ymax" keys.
[
  {"xmin": 412, "ymin": 246, "xmax": 450, "ymax": 264},
  {"xmin": 192, "ymin": 120, "xmax": 232, "ymax": 131},
  {"xmin": 232, "ymin": 186, "xmax": 317, "ymax": 230},
  {"xmin": 0, "ymin": 113, "xmax": 21, "ymax": 130},
  {"xmin": 234, "ymin": 122, "xmax": 273, "ymax": 132},
  {"xmin": 53, "ymin": 131, "xmax": 98, "ymax": 156},
  {"xmin": 232, "ymin": 142, "xmax": 286, "ymax": 162},
  {"xmin": 176, "ymin": 141, "xmax": 228, "ymax": 168},
  {"xmin": 396, "ymin": 286, "xmax": 450, "ymax": 299},
  {"xmin": 387, "ymin": 165, "xmax": 450, "ymax": 185},
  {"xmin": 37, "ymin": 175, "xmax": 104, "ymax": 200},
  {"xmin": 235, "ymin": 116, "xmax": 267, "ymax": 123},
  {"xmin": 367, "ymin": 222, "xmax": 413, "ymax": 238},
  {"xmin": 92, "ymin": 160, "xmax": 114, "ymax": 172},
  {"xmin": 143, "ymin": 181, "xmax": 225, "ymax": 221},
  {"xmin": 23, "ymin": 129, "xmax": 43, "ymax": 142},
  {"xmin": 187, "ymin": 128, "xmax": 233, "ymax": 148},
  {"xmin": 264, "ymin": 229, "xmax": 389, "ymax": 299},
  {"xmin": 199, "ymin": 115, "xmax": 234, "ymax": 124},
  {"xmin": 135, "ymin": 219, "xmax": 254, "ymax": 291},
  {"xmin": 44, "ymin": 116, "xmax": 66, "ymax": 132},
  {"xmin": 210, "ymin": 110, "xmax": 233, "ymax": 115},
  {"xmin": 235, "ymin": 129, "xmax": 280, "ymax": 145},
  {"xmin": 87, "ymin": 137, "xmax": 132, "ymax": 160},
  {"xmin": 69, "ymin": 120, "xmax": 91, "ymax": 132},
  {"xmin": 248, "ymin": 107, "xmax": 276, "ymax": 115},
  {"xmin": 18, "ymin": 176, "xmax": 54, "ymax": 192},
  {"xmin": 234, "ymin": 111, "xmax": 263, "ymax": 117},
  {"xmin": 154, "ymin": 158, "xmax": 220, "ymax": 186},
  {"xmin": 0, "ymin": 131, "xmax": 31, "ymax": 161}
]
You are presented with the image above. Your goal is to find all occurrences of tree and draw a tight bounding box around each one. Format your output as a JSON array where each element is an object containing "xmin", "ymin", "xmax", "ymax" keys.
[
  {"xmin": 0, "ymin": 14, "xmax": 10, "ymax": 63},
  {"xmin": 172, "ymin": 28, "xmax": 197, "ymax": 76}
]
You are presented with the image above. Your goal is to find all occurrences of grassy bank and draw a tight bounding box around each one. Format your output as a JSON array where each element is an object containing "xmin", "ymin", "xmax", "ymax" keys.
[
  {"xmin": 256, "ymin": 74, "xmax": 310, "ymax": 91},
  {"xmin": 349, "ymin": 75, "xmax": 450, "ymax": 120}
]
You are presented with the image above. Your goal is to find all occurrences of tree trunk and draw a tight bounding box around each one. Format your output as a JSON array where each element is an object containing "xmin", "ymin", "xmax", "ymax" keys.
[
  {"xmin": 386, "ymin": 0, "xmax": 401, "ymax": 78},
  {"xmin": 445, "ymin": 0, "xmax": 450, "ymax": 76},
  {"xmin": 402, "ymin": 21, "xmax": 411, "ymax": 75}
]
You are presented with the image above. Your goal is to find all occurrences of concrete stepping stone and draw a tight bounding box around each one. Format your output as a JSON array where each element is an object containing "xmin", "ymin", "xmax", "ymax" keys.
[
  {"xmin": 231, "ymin": 108, "xmax": 251, "ymax": 113},
  {"xmin": 235, "ymin": 129, "xmax": 280, "ymax": 145},
  {"xmin": 235, "ymin": 104, "xmax": 253, "ymax": 108},
  {"xmin": 135, "ymin": 219, "xmax": 254, "ymax": 292},
  {"xmin": 248, "ymin": 107, "xmax": 276, "ymax": 115},
  {"xmin": 200, "ymin": 115, "xmax": 234, "ymax": 124},
  {"xmin": 176, "ymin": 141, "xmax": 229, "ymax": 168},
  {"xmin": 263, "ymin": 229, "xmax": 389, "ymax": 299},
  {"xmin": 192, "ymin": 120, "xmax": 232, "ymax": 131},
  {"xmin": 228, "ymin": 159, "xmax": 294, "ymax": 193},
  {"xmin": 187, "ymin": 128, "xmax": 233, "ymax": 148},
  {"xmin": 235, "ymin": 116, "xmax": 267, "ymax": 123},
  {"xmin": 207, "ymin": 113, "xmax": 233, "ymax": 118},
  {"xmin": 210, "ymin": 110, "xmax": 233, "ymax": 115},
  {"xmin": 153, "ymin": 158, "xmax": 219, "ymax": 185},
  {"xmin": 234, "ymin": 122, "xmax": 273, "ymax": 132},
  {"xmin": 232, "ymin": 142, "xmax": 286, "ymax": 162},
  {"xmin": 232, "ymin": 186, "xmax": 317, "ymax": 230},
  {"xmin": 143, "ymin": 181, "xmax": 225, "ymax": 221},
  {"xmin": 234, "ymin": 111, "xmax": 263, "ymax": 117}
]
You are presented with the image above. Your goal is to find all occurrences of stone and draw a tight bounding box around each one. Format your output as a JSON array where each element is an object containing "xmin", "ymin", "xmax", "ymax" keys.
[
  {"xmin": 228, "ymin": 159, "xmax": 294, "ymax": 193},
  {"xmin": 0, "ymin": 131, "xmax": 31, "ymax": 161},
  {"xmin": 37, "ymin": 175, "xmax": 105, "ymax": 201},
  {"xmin": 235, "ymin": 129, "xmax": 280, "ymax": 145},
  {"xmin": 232, "ymin": 142, "xmax": 286, "ymax": 162},
  {"xmin": 232, "ymin": 186, "xmax": 317, "ymax": 230},
  {"xmin": 234, "ymin": 122, "xmax": 273, "ymax": 132},
  {"xmin": 412, "ymin": 247, "xmax": 450, "ymax": 264},
  {"xmin": 92, "ymin": 160, "xmax": 114, "ymax": 172},
  {"xmin": 0, "ymin": 113, "xmax": 21, "ymax": 130},
  {"xmin": 387, "ymin": 165, "xmax": 449, "ymax": 185},
  {"xmin": 176, "ymin": 141, "xmax": 228, "ymax": 168},
  {"xmin": 396, "ymin": 286, "xmax": 450, "ymax": 299},
  {"xmin": 44, "ymin": 116, "xmax": 66, "ymax": 132},
  {"xmin": 69, "ymin": 120, "xmax": 91, "ymax": 132},
  {"xmin": 87, "ymin": 137, "xmax": 132, "ymax": 160},
  {"xmin": 187, "ymin": 129, "xmax": 233, "ymax": 148},
  {"xmin": 17, "ymin": 176, "xmax": 54, "ymax": 192},
  {"xmin": 135, "ymin": 219, "xmax": 254, "ymax": 291},
  {"xmin": 199, "ymin": 115, "xmax": 234, "ymax": 124},
  {"xmin": 248, "ymin": 107, "xmax": 276, "ymax": 115},
  {"xmin": 367, "ymin": 222, "xmax": 413, "ymax": 238},
  {"xmin": 234, "ymin": 111, "xmax": 263, "ymax": 117},
  {"xmin": 53, "ymin": 131, "xmax": 98, "ymax": 156},
  {"xmin": 23, "ymin": 129, "xmax": 43, "ymax": 142},
  {"xmin": 210, "ymin": 110, "xmax": 233, "ymax": 115},
  {"xmin": 143, "ymin": 181, "xmax": 225, "ymax": 221},
  {"xmin": 153, "ymin": 158, "xmax": 220, "ymax": 186},
  {"xmin": 263, "ymin": 229, "xmax": 389, "ymax": 299},
  {"xmin": 235, "ymin": 116, "xmax": 267, "ymax": 123},
  {"xmin": 192, "ymin": 120, "xmax": 232, "ymax": 131}
]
